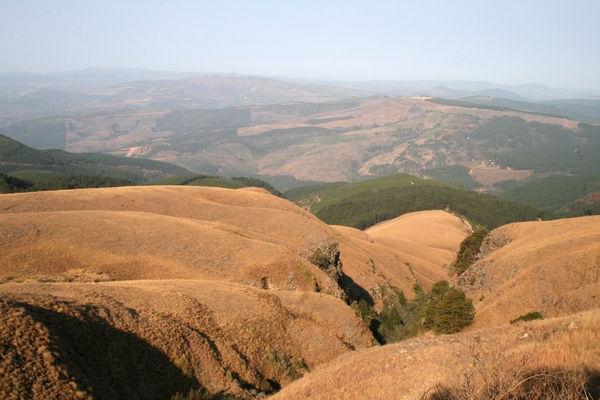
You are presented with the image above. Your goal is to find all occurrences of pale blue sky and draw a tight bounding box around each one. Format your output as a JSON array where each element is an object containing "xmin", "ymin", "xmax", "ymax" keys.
[{"xmin": 1, "ymin": 0, "xmax": 599, "ymax": 89}]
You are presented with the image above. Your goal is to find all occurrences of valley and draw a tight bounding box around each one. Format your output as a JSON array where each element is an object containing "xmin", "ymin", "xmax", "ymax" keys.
[{"xmin": 1, "ymin": 71, "xmax": 599, "ymax": 399}]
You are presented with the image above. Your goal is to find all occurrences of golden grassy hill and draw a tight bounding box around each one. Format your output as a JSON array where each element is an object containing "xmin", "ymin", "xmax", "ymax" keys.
[
  {"xmin": 0, "ymin": 187, "xmax": 469, "ymax": 311},
  {"xmin": 456, "ymin": 215, "xmax": 600, "ymax": 331},
  {"xmin": 363, "ymin": 210, "xmax": 470, "ymax": 285},
  {"xmin": 272, "ymin": 309, "xmax": 600, "ymax": 400},
  {"xmin": 0, "ymin": 186, "xmax": 347, "ymax": 296},
  {"xmin": 0, "ymin": 279, "xmax": 373, "ymax": 399},
  {"xmin": 331, "ymin": 210, "xmax": 470, "ymax": 309}
]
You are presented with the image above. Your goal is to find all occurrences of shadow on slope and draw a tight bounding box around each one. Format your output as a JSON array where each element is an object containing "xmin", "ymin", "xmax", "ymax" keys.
[{"xmin": 18, "ymin": 302, "xmax": 202, "ymax": 400}]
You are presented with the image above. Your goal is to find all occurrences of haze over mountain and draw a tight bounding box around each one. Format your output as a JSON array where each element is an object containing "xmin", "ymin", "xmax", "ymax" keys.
[{"xmin": 2, "ymin": 2, "xmax": 599, "ymax": 89}]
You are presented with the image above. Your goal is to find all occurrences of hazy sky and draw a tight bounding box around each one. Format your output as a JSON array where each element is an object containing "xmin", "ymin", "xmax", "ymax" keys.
[{"xmin": 1, "ymin": 0, "xmax": 599, "ymax": 89}]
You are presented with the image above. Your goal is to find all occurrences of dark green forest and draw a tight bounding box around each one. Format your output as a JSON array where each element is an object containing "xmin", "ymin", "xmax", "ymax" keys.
[
  {"xmin": 0, "ymin": 133, "xmax": 190, "ymax": 183},
  {"xmin": 419, "ymin": 165, "xmax": 482, "ymax": 189},
  {"xmin": 356, "ymin": 281, "xmax": 475, "ymax": 344},
  {"xmin": 314, "ymin": 185, "xmax": 550, "ymax": 230},
  {"xmin": 0, "ymin": 134, "xmax": 280, "ymax": 195},
  {"xmin": 150, "ymin": 174, "xmax": 281, "ymax": 196},
  {"xmin": 498, "ymin": 172, "xmax": 600, "ymax": 211}
]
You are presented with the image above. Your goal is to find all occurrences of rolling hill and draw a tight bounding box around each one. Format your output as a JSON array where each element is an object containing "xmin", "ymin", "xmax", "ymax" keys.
[
  {"xmin": 0, "ymin": 185, "xmax": 474, "ymax": 398},
  {"xmin": 1, "ymin": 184, "xmax": 599, "ymax": 398},
  {"xmin": 272, "ymin": 309, "xmax": 600, "ymax": 399},
  {"xmin": 271, "ymin": 215, "xmax": 600, "ymax": 399},
  {"xmin": 0, "ymin": 280, "xmax": 373, "ymax": 399}
]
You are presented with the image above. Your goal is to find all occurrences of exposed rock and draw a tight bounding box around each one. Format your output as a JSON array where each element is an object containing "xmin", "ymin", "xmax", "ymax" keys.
[
  {"xmin": 479, "ymin": 232, "xmax": 511, "ymax": 256},
  {"xmin": 308, "ymin": 241, "xmax": 343, "ymax": 283}
]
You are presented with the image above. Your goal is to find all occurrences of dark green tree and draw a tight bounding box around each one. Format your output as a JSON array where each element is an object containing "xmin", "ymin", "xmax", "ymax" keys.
[
  {"xmin": 383, "ymin": 306, "xmax": 403, "ymax": 330},
  {"xmin": 429, "ymin": 280, "xmax": 450, "ymax": 301},
  {"xmin": 352, "ymin": 299, "xmax": 374, "ymax": 325},
  {"xmin": 396, "ymin": 289, "xmax": 407, "ymax": 307},
  {"xmin": 433, "ymin": 288, "xmax": 475, "ymax": 334},
  {"xmin": 423, "ymin": 280, "xmax": 450, "ymax": 329}
]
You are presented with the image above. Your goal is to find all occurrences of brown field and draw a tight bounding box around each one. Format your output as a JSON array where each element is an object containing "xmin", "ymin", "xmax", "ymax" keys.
[
  {"xmin": 0, "ymin": 186, "xmax": 346, "ymax": 295},
  {"xmin": 0, "ymin": 187, "xmax": 469, "ymax": 310},
  {"xmin": 469, "ymin": 162, "xmax": 532, "ymax": 187},
  {"xmin": 0, "ymin": 186, "xmax": 383, "ymax": 398}
]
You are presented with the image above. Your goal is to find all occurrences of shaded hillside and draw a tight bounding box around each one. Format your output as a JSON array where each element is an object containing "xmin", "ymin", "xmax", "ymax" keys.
[
  {"xmin": 0, "ymin": 134, "xmax": 190, "ymax": 182},
  {"xmin": 0, "ymin": 280, "xmax": 373, "ymax": 399},
  {"xmin": 455, "ymin": 215, "xmax": 600, "ymax": 331},
  {"xmin": 150, "ymin": 174, "xmax": 281, "ymax": 196}
]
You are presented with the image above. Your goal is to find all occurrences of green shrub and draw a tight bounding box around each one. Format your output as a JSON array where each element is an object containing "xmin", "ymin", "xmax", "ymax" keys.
[
  {"xmin": 510, "ymin": 312, "xmax": 544, "ymax": 324},
  {"xmin": 454, "ymin": 228, "xmax": 488, "ymax": 276}
]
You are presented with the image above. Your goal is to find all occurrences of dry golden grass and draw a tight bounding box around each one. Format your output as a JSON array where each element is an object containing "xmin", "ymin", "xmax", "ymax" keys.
[
  {"xmin": 0, "ymin": 186, "xmax": 387, "ymax": 397},
  {"xmin": 330, "ymin": 211, "xmax": 470, "ymax": 308},
  {"xmin": 0, "ymin": 186, "xmax": 349, "ymax": 296},
  {"xmin": 3, "ymin": 186, "xmax": 598, "ymax": 398},
  {"xmin": 456, "ymin": 215, "xmax": 600, "ymax": 331},
  {"xmin": 0, "ymin": 279, "xmax": 373, "ymax": 399},
  {"xmin": 272, "ymin": 309, "xmax": 600, "ymax": 400},
  {"xmin": 0, "ymin": 187, "xmax": 467, "ymax": 311}
]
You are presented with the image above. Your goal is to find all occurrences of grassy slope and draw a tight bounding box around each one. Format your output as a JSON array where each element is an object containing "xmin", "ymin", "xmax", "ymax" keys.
[
  {"xmin": 0, "ymin": 280, "xmax": 373, "ymax": 399},
  {"xmin": 456, "ymin": 215, "xmax": 600, "ymax": 330},
  {"xmin": 272, "ymin": 309, "xmax": 600, "ymax": 400},
  {"xmin": 0, "ymin": 185, "xmax": 379, "ymax": 398}
]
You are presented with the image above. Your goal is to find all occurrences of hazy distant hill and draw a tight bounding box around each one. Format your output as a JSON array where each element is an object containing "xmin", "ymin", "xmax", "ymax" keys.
[
  {"xmin": 3, "ymin": 71, "xmax": 600, "ymax": 202},
  {"xmin": 0, "ymin": 70, "xmax": 371, "ymax": 119},
  {"xmin": 4, "ymin": 94, "xmax": 599, "ymax": 190},
  {"xmin": 433, "ymin": 96, "xmax": 600, "ymax": 122},
  {"xmin": 311, "ymin": 79, "xmax": 600, "ymax": 101}
]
